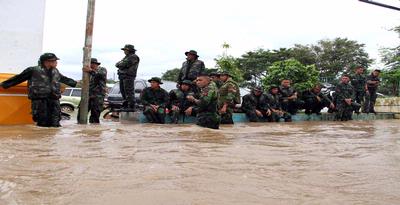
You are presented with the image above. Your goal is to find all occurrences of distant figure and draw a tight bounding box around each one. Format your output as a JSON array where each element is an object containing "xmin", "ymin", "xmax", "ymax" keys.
[
  {"xmin": 140, "ymin": 77, "xmax": 169, "ymax": 124},
  {"xmin": 335, "ymin": 74, "xmax": 355, "ymax": 121},
  {"xmin": 364, "ymin": 69, "xmax": 381, "ymax": 114},
  {"xmin": 168, "ymin": 80, "xmax": 195, "ymax": 123},
  {"xmin": 266, "ymin": 85, "xmax": 292, "ymax": 122},
  {"xmin": 301, "ymin": 84, "xmax": 335, "ymax": 115},
  {"xmin": 177, "ymin": 50, "xmax": 205, "ymax": 92},
  {"xmin": 187, "ymin": 73, "xmax": 220, "ymax": 129},
  {"xmin": 351, "ymin": 66, "xmax": 367, "ymax": 113},
  {"xmin": 218, "ymin": 71, "xmax": 240, "ymax": 124},
  {"xmin": 0, "ymin": 53, "xmax": 77, "ymax": 127},
  {"xmin": 241, "ymin": 86, "xmax": 272, "ymax": 122},
  {"xmin": 78, "ymin": 58, "xmax": 107, "ymax": 123},
  {"xmin": 116, "ymin": 44, "xmax": 140, "ymax": 111},
  {"xmin": 279, "ymin": 79, "xmax": 302, "ymax": 115}
]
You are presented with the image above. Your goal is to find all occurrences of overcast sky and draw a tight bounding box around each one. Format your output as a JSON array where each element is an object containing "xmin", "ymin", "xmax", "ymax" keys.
[{"xmin": 42, "ymin": 0, "xmax": 400, "ymax": 80}]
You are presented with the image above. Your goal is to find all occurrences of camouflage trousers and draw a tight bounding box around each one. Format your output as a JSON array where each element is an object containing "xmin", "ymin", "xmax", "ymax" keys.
[
  {"xmin": 363, "ymin": 90, "xmax": 377, "ymax": 113},
  {"xmin": 196, "ymin": 112, "xmax": 220, "ymax": 129},
  {"xmin": 245, "ymin": 109, "xmax": 271, "ymax": 122},
  {"xmin": 335, "ymin": 102, "xmax": 353, "ymax": 121},
  {"xmin": 220, "ymin": 108, "xmax": 234, "ymax": 124},
  {"xmin": 169, "ymin": 108, "xmax": 196, "ymax": 124},
  {"xmin": 143, "ymin": 106, "xmax": 166, "ymax": 124},
  {"xmin": 31, "ymin": 98, "xmax": 61, "ymax": 127},
  {"xmin": 119, "ymin": 75, "xmax": 135, "ymax": 110}
]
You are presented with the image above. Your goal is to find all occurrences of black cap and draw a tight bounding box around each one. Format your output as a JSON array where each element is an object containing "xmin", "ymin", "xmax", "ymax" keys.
[
  {"xmin": 374, "ymin": 69, "xmax": 381, "ymax": 73},
  {"xmin": 148, "ymin": 77, "xmax": 163, "ymax": 84},
  {"xmin": 252, "ymin": 86, "xmax": 263, "ymax": 92},
  {"xmin": 39, "ymin": 53, "xmax": 59, "ymax": 62},
  {"xmin": 121, "ymin": 44, "xmax": 136, "ymax": 52},
  {"xmin": 269, "ymin": 85, "xmax": 279, "ymax": 90},
  {"xmin": 185, "ymin": 50, "xmax": 199, "ymax": 57},
  {"xmin": 90, "ymin": 58, "xmax": 101, "ymax": 65},
  {"xmin": 180, "ymin": 80, "xmax": 193, "ymax": 85}
]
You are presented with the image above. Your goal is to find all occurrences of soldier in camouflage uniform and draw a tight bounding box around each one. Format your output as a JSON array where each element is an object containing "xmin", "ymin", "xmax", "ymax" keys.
[
  {"xmin": 78, "ymin": 58, "xmax": 107, "ymax": 123},
  {"xmin": 187, "ymin": 73, "xmax": 220, "ymax": 129},
  {"xmin": 351, "ymin": 66, "xmax": 367, "ymax": 113},
  {"xmin": 301, "ymin": 84, "xmax": 335, "ymax": 115},
  {"xmin": 279, "ymin": 79, "xmax": 302, "ymax": 115},
  {"xmin": 218, "ymin": 71, "xmax": 240, "ymax": 124},
  {"xmin": 177, "ymin": 50, "xmax": 205, "ymax": 92},
  {"xmin": 210, "ymin": 72, "xmax": 223, "ymax": 88},
  {"xmin": 116, "ymin": 44, "xmax": 140, "ymax": 111},
  {"xmin": 140, "ymin": 77, "xmax": 169, "ymax": 124},
  {"xmin": 334, "ymin": 74, "xmax": 356, "ymax": 121},
  {"xmin": 0, "ymin": 53, "xmax": 77, "ymax": 127},
  {"xmin": 363, "ymin": 69, "xmax": 381, "ymax": 114},
  {"xmin": 168, "ymin": 80, "xmax": 195, "ymax": 123},
  {"xmin": 266, "ymin": 85, "xmax": 292, "ymax": 122},
  {"xmin": 241, "ymin": 86, "xmax": 272, "ymax": 122}
]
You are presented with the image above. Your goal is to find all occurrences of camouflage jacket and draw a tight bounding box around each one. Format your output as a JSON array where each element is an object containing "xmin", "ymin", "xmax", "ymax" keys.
[
  {"xmin": 194, "ymin": 81, "xmax": 219, "ymax": 113},
  {"xmin": 301, "ymin": 90, "xmax": 332, "ymax": 104},
  {"xmin": 89, "ymin": 66, "xmax": 107, "ymax": 97},
  {"xmin": 177, "ymin": 59, "xmax": 205, "ymax": 83},
  {"xmin": 265, "ymin": 92, "xmax": 282, "ymax": 110},
  {"xmin": 351, "ymin": 73, "xmax": 367, "ymax": 92},
  {"xmin": 1, "ymin": 65, "xmax": 77, "ymax": 99},
  {"xmin": 335, "ymin": 82, "xmax": 355, "ymax": 103},
  {"xmin": 241, "ymin": 92, "xmax": 270, "ymax": 113},
  {"xmin": 168, "ymin": 88, "xmax": 195, "ymax": 110},
  {"xmin": 140, "ymin": 87, "xmax": 169, "ymax": 107},
  {"xmin": 218, "ymin": 78, "xmax": 239, "ymax": 107},
  {"xmin": 279, "ymin": 86, "xmax": 297, "ymax": 102},
  {"xmin": 116, "ymin": 53, "xmax": 140, "ymax": 77},
  {"xmin": 366, "ymin": 74, "xmax": 380, "ymax": 91}
]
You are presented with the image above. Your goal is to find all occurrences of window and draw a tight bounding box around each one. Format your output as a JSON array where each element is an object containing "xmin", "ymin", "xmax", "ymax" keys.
[
  {"xmin": 62, "ymin": 88, "xmax": 72, "ymax": 96},
  {"xmin": 71, "ymin": 89, "xmax": 82, "ymax": 97},
  {"xmin": 110, "ymin": 84, "xmax": 120, "ymax": 94}
]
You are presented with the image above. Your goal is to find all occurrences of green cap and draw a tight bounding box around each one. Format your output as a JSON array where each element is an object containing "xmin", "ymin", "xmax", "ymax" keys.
[
  {"xmin": 121, "ymin": 44, "xmax": 136, "ymax": 52},
  {"xmin": 185, "ymin": 50, "xmax": 199, "ymax": 57},
  {"xmin": 148, "ymin": 77, "xmax": 163, "ymax": 84}
]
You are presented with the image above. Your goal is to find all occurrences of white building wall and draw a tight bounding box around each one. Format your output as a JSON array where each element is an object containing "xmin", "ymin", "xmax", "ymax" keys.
[{"xmin": 0, "ymin": 0, "xmax": 46, "ymax": 73}]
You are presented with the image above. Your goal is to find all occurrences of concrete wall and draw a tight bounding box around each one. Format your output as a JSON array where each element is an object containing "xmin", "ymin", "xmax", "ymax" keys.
[
  {"xmin": 0, "ymin": 0, "xmax": 46, "ymax": 73},
  {"xmin": 376, "ymin": 97, "xmax": 400, "ymax": 113}
]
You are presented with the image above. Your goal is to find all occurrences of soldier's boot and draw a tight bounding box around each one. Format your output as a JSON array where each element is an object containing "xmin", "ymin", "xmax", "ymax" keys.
[
  {"xmin": 246, "ymin": 111, "xmax": 260, "ymax": 122},
  {"xmin": 220, "ymin": 113, "xmax": 234, "ymax": 124}
]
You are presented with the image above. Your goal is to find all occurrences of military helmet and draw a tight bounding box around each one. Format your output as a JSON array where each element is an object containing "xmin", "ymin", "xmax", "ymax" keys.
[
  {"xmin": 148, "ymin": 77, "xmax": 163, "ymax": 84},
  {"xmin": 39, "ymin": 53, "xmax": 59, "ymax": 62},
  {"xmin": 180, "ymin": 80, "xmax": 193, "ymax": 85},
  {"xmin": 185, "ymin": 50, "xmax": 199, "ymax": 57},
  {"xmin": 90, "ymin": 58, "xmax": 101, "ymax": 65},
  {"xmin": 121, "ymin": 44, "xmax": 136, "ymax": 52}
]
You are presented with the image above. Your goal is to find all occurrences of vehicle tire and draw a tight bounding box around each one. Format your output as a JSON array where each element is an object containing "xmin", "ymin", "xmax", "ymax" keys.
[{"xmin": 61, "ymin": 104, "xmax": 74, "ymax": 113}]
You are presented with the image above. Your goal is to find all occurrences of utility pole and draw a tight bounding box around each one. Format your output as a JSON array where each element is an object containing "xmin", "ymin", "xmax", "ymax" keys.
[{"xmin": 78, "ymin": 0, "xmax": 96, "ymax": 124}]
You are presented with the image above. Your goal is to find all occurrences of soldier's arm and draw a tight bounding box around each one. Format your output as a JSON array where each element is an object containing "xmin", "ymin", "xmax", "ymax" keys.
[
  {"xmin": 225, "ymin": 83, "xmax": 237, "ymax": 106},
  {"xmin": 118, "ymin": 55, "xmax": 139, "ymax": 69},
  {"xmin": 94, "ymin": 67, "xmax": 107, "ymax": 81},
  {"xmin": 140, "ymin": 89, "xmax": 151, "ymax": 106},
  {"xmin": 59, "ymin": 74, "xmax": 78, "ymax": 87},
  {"xmin": 196, "ymin": 89, "xmax": 215, "ymax": 107},
  {"xmin": 240, "ymin": 95, "xmax": 252, "ymax": 112},
  {"xmin": 1, "ymin": 67, "xmax": 33, "ymax": 89}
]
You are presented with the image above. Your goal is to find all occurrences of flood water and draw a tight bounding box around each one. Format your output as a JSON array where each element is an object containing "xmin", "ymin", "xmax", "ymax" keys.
[{"xmin": 0, "ymin": 120, "xmax": 399, "ymax": 205}]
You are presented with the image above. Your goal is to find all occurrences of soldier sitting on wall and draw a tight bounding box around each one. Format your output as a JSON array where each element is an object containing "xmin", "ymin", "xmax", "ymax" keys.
[{"xmin": 140, "ymin": 77, "xmax": 169, "ymax": 124}]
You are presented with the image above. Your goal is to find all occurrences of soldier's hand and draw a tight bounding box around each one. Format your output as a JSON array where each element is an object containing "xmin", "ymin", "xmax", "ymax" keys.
[
  {"xmin": 329, "ymin": 103, "xmax": 335, "ymax": 109},
  {"xmin": 186, "ymin": 95, "xmax": 195, "ymax": 102},
  {"xmin": 219, "ymin": 106, "xmax": 227, "ymax": 114},
  {"xmin": 82, "ymin": 66, "xmax": 92, "ymax": 72},
  {"xmin": 266, "ymin": 109, "xmax": 272, "ymax": 116},
  {"xmin": 316, "ymin": 96, "xmax": 321, "ymax": 102},
  {"xmin": 344, "ymin": 99, "xmax": 352, "ymax": 105},
  {"xmin": 255, "ymin": 110, "xmax": 263, "ymax": 117},
  {"xmin": 185, "ymin": 107, "xmax": 193, "ymax": 116},
  {"xmin": 150, "ymin": 104, "xmax": 158, "ymax": 111},
  {"xmin": 172, "ymin": 105, "xmax": 179, "ymax": 111}
]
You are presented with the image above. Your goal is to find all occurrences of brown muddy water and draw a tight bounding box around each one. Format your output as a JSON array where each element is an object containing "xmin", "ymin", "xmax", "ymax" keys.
[{"xmin": 0, "ymin": 120, "xmax": 399, "ymax": 205}]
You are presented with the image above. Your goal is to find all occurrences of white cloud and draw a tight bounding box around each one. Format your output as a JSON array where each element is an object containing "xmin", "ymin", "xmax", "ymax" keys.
[{"xmin": 43, "ymin": 0, "xmax": 400, "ymax": 79}]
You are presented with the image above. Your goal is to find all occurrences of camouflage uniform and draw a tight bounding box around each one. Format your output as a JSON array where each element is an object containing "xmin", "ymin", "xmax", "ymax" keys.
[
  {"xmin": 193, "ymin": 81, "xmax": 220, "ymax": 129},
  {"xmin": 351, "ymin": 73, "xmax": 367, "ymax": 113},
  {"xmin": 364, "ymin": 74, "xmax": 380, "ymax": 113},
  {"xmin": 266, "ymin": 91, "xmax": 292, "ymax": 122},
  {"xmin": 279, "ymin": 86, "xmax": 302, "ymax": 115},
  {"xmin": 241, "ymin": 91, "xmax": 271, "ymax": 122},
  {"xmin": 301, "ymin": 89, "xmax": 332, "ymax": 114},
  {"xmin": 218, "ymin": 78, "xmax": 239, "ymax": 124},
  {"xmin": 177, "ymin": 51, "xmax": 205, "ymax": 93},
  {"xmin": 168, "ymin": 87, "xmax": 195, "ymax": 123},
  {"xmin": 116, "ymin": 45, "xmax": 140, "ymax": 110},
  {"xmin": 140, "ymin": 86, "xmax": 169, "ymax": 124},
  {"xmin": 334, "ymin": 82, "xmax": 355, "ymax": 121},
  {"xmin": 88, "ymin": 66, "xmax": 107, "ymax": 123},
  {"xmin": 1, "ymin": 64, "xmax": 77, "ymax": 127}
]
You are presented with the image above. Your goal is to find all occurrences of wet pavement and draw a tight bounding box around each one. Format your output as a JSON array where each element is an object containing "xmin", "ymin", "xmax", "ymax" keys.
[{"xmin": 0, "ymin": 119, "xmax": 399, "ymax": 205}]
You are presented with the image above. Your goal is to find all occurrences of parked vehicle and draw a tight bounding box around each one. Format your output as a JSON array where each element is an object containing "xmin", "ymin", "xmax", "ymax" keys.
[{"xmin": 60, "ymin": 88, "xmax": 81, "ymax": 113}]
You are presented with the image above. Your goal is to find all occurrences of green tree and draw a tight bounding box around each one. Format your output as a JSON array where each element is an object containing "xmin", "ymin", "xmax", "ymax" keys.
[
  {"xmin": 161, "ymin": 68, "xmax": 180, "ymax": 82},
  {"xmin": 311, "ymin": 38, "xmax": 373, "ymax": 80},
  {"xmin": 261, "ymin": 59, "xmax": 319, "ymax": 92},
  {"xmin": 215, "ymin": 55, "xmax": 244, "ymax": 83},
  {"xmin": 379, "ymin": 26, "xmax": 400, "ymax": 96}
]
